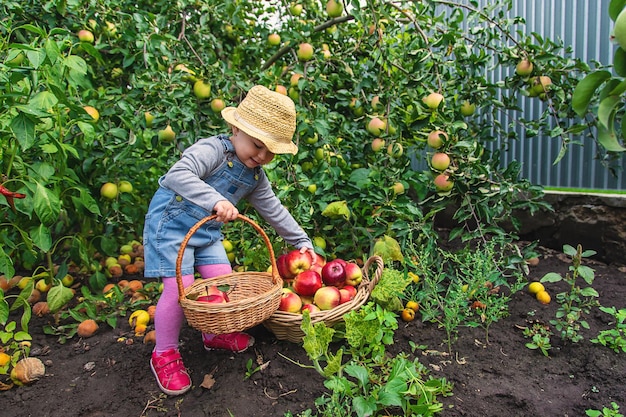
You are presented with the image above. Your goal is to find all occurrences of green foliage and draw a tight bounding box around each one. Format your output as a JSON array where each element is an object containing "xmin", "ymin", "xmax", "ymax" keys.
[
  {"xmin": 572, "ymin": 1, "xmax": 626, "ymax": 154},
  {"xmin": 586, "ymin": 402, "xmax": 624, "ymax": 417},
  {"xmin": 591, "ymin": 306, "xmax": 626, "ymax": 353},
  {"xmin": 540, "ymin": 244, "xmax": 600, "ymax": 344},
  {"xmin": 0, "ymin": 0, "xmax": 595, "ymax": 276},
  {"xmin": 370, "ymin": 268, "xmax": 412, "ymax": 312},
  {"xmin": 415, "ymin": 238, "xmax": 526, "ymax": 351},
  {"xmin": 522, "ymin": 321, "xmax": 553, "ymax": 357},
  {"xmin": 299, "ymin": 302, "xmax": 451, "ymax": 417},
  {"xmin": 0, "ymin": 285, "xmax": 33, "ymax": 377}
]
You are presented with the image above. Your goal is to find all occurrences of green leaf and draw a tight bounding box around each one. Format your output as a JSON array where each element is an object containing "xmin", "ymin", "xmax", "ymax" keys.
[
  {"xmin": 0, "ymin": 246, "xmax": 16, "ymax": 279},
  {"xmin": 540, "ymin": 272, "xmax": 563, "ymax": 283},
  {"xmin": 614, "ymin": 47, "xmax": 626, "ymax": 77},
  {"xmin": 321, "ymin": 200, "xmax": 350, "ymax": 219},
  {"xmin": 572, "ymin": 71, "xmax": 611, "ymax": 117},
  {"xmin": 598, "ymin": 124, "xmax": 626, "ymax": 152},
  {"xmin": 0, "ymin": 296, "xmax": 9, "ymax": 325},
  {"xmin": 34, "ymin": 182, "xmax": 61, "ymax": 226},
  {"xmin": 577, "ymin": 265, "xmax": 595, "ymax": 283},
  {"xmin": 47, "ymin": 284, "xmax": 75, "ymax": 313},
  {"xmin": 609, "ymin": 0, "xmax": 626, "ymax": 21},
  {"xmin": 30, "ymin": 224, "xmax": 52, "ymax": 252},
  {"xmin": 301, "ymin": 311, "xmax": 335, "ymax": 361},
  {"xmin": 10, "ymin": 112, "xmax": 36, "ymax": 151},
  {"xmin": 563, "ymin": 244, "xmax": 577, "ymax": 256},
  {"xmin": 344, "ymin": 364, "xmax": 369, "ymax": 387},
  {"xmin": 352, "ymin": 396, "xmax": 377, "ymax": 417},
  {"xmin": 597, "ymin": 95, "xmax": 621, "ymax": 128},
  {"xmin": 580, "ymin": 287, "xmax": 599, "ymax": 297}
]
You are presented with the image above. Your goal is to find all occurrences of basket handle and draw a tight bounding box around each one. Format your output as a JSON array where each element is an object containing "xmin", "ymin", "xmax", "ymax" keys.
[
  {"xmin": 361, "ymin": 255, "xmax": 384, "ymax": 293},
  {"xmin": 176, "ymin": 214, "xmax": 280, "ymax": 301}
]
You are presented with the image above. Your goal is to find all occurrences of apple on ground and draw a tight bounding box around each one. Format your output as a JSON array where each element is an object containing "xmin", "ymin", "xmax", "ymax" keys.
[
  {"xmin": 314, "ymin": 286, "xmax": 341, "ymax": 310},
  {"xmin": 321, "ymin": 259, "xmax": 346, "ymax": 287},
  {"xmin": 339, "ymin": 285, "xmax": 357, "ymax": 304},
  {"xmin": 344, "ymin": 263, "xmax": 362, "ymax": 286},
  {"xmin": 286, "ymin": 249, "xmax": 313, "ymax": 276},
  {"xmin": 301, "ymin": 303, "xmax": 321, "ymax": 314},
  {"xmin": 293, "ymin": 270, "xmax": 323, "ymax": 297},
  {"xmin": 278, "ymin": 288, "xmax": 303, "ymax": 313}
]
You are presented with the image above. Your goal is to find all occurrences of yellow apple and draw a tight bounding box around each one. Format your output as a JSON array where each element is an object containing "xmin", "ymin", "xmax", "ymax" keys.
[
  {"xmin": 83, "ymin": 106, "xmax": 100, "ymax": 122},
  {"xmin": 158, "ymin": 125, "xmax": 176, "ymax": 142},
  {"xmin": 268, "ymin": 33, "xmax": 281, "ymax": 46},
  {"xmin": 297, "ymin": 43, "xmax": 314, "ymax": 61},
  {"xmin": 100, "ymin": 182, "xmax": 118, "ymax": 199},
  {"xmin": 193, "ymin": 80, "xmax": 211, "ymax": 99}
]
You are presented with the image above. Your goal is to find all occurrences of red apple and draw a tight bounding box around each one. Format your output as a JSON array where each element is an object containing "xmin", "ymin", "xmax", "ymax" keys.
[
  {"xmin": 279, "ymin": 288, "xmax": 303, "ymax": 313},
  {"xmin": 276, "ymin": 253, "xmax": 295, "ymax": 280},
  {"xmin": 285, "ymin": 249, "xmax": 313, "ymax": 276},
  {"xmin": 301, "ymin": 303, "xmax": 321, "ymax": 314},
  {"xmin": 293, "ymin": 270, "xmax": 323, "ymax": 297},
  {"xmin": 339, "ymin": 286, "xmax": 357, "ymax": 304},
  {"xmin": 314, "ymin": 286, "xmax": 341, "ymax": 310},
  {"xmin": 197, "ymin": 285, "xmax": 229, "ymax": 303},
  {"xmin": 321, "ymin": 259, "xmax": 346, "ymax": 287},
  {"xmin": 344, "ymin": 263, "xmax": 363, "ymax": 286},
  {"xmin": 309, "ymin": 252, "xmax": 326, "ymax": 275}
]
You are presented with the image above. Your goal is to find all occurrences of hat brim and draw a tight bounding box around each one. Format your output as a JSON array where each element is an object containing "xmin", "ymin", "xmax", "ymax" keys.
[{"xmin": 222, "ymin": 107, "xmax": 298, "ymax": 155}]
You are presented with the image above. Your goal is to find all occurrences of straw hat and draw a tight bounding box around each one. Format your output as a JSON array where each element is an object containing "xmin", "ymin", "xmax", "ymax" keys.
[{"xmin": 221, "ymin": 85, "xmax": 298, "ymax": 155}]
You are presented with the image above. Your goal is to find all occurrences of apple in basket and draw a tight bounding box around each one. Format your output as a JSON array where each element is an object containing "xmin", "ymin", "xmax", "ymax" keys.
[
  {"xmin": 321, "ymin": 259, "xmax": 346, "ymax": 287},
  {"xmin": 344, "ymin": 262, "xmax": 363, "ymax": 286},
  {"xmin": 339, "ymin": 285, "xmax": 357, "ymax": 304},
  {"xmin": 309, "ymin": 252, "xmax": 326, "ymax": 276},
  {"xmin": 196, "ymin": 285, "xmax": 229, "ymax": 303},
  {"xmin": 276, "ymin": 253, "xmax": 295, "ymax": 280},
  {"xmin": 293, "ymin": 270, "xmax": 323, "ymax": 297},
  {"xmin": 313, "ymin": 286, "xmax": 341, "ymax": 310},
  {"xmin": 278, "ymin": 288, "xmax": 303, "ymax": 313},
  {"xmin": 285, "ymin": 249, "xmax": 313, "ymax": 276},
  {"xmin": 301, "ymin": 303, "xmax": 321, "ymax": 314}
]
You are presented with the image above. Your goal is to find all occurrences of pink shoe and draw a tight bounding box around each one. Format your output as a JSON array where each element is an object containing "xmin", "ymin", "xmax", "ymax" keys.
[
  {"xmin": 150, "ymin": 349, "xmax": 191, "ymax": 396},
  {"xmin": 203, "ymin": 332, "xmax": 255, "ymax": 353}
]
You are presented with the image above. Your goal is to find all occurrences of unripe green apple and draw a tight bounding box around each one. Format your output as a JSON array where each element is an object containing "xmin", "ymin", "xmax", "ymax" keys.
[
  {"xmin": 100, "ymin": 182, "xmax": 119, "ymax": 199},
  {"xmin": 288, "ymin": 87, "xmax": 299, "ymax": 101},
  {"xmin": 614, "ymin": 8, "xmax": 626, "ymax": 50},
  {"xmin": 297, "ymin": 43, "xmax": 314, "ymax": 61},
  {"xmin": 268, "ymin": 33, "xmax": 281, "ymax": 46},
  {"xmin": 371, "ymin": 95, "xmax": 382, "ymax": 111},
  {"xmin": 290, "ymin": 3, "xmax": 303, "ymax": 15},
  {"xmin": 77, "ymin": 29, "xmax": 94, "ymax": 43},
  {"xmin": 366, "ymin": 117, "xmax": 386, "ymax": 136},
  {"xmin": 387, "ymin": 142, "xmax": 403, "ymax": 158},
  {"xmin": 427, "ymin": 130, "xmax": 447, "ymax": 149},
  {"xmin": 144, "ymin": 111, "xmax": 154, "ymax": 127},
  {"xmin": 423, "ymin": 92, "xmax": 444, "ymax": 110},
  {"xmin": 307, "ymin": 184, "xmax": 317, "ymax": 193},
  {"xmin": 326, "ymin": 0, "xmax": 343, "ymax": 18},
  {"xmin": 193, "ymin": 80, "xmax": 211, "ymax": 99},
  {"xmin": 118, "ymin": 180, "xmax": 133, "ymax": 193},
  {"xmin": 392, "ymin": 182, "xmax": 405, "ymax": 195},
  {"xmin": 515, "ymin": 59, "xmax": 534, "ymax": 76},
  {"xmin": 460, "ymin": 100, "xmax": 476, "ymax": 116},
  {"xmin": 158, "ymin": 125, "xmax": 176, "ymax": 142},
  {"xmin": 6, "ymin": 51, "xmax": 25, "ymax": 66},
  {"xmin": 431, "ymin": 152, "xmax": 451, "ymax": 171},
  {"xmin": 529, "ymin": 76, "xmax": 552, "ymax": 96}
]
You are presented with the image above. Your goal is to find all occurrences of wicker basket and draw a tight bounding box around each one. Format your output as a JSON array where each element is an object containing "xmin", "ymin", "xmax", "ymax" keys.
[
  {"xmin": 263, "ymin": 255, "xmax": 384, "ymax": 343},
  {"xmin": 176, "ymin": 214, "xmax": 283, "ymax": 335}
]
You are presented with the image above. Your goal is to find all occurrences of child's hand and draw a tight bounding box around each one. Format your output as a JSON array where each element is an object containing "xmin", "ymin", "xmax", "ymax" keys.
[
  {"xmin": 300, "ymin": 246, "xmax": 317, "ymax": 264},
  {"xmin": 213, "ymin": 200, "xmax": 239, "ymax": 223}
]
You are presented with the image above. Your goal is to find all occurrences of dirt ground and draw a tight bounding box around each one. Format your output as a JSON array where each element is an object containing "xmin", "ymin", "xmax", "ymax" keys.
[{"xmin": 3, "ymin": 244, "xmax": 625, "ymax": 417}]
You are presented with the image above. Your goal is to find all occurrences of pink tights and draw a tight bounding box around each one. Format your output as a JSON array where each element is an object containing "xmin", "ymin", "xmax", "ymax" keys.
[{"xmin": 154, "ymin": 264, "xmax": 232, "ymax": 354}]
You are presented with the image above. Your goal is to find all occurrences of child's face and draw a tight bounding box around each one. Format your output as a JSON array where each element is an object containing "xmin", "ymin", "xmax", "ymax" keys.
[{"xmin": 230, "ymin": 126, "xmax": 276, "ymax": 168}]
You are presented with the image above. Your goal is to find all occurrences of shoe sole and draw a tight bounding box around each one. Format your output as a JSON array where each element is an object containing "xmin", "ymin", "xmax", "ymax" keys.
[{"xmin": 150, "ymin": 359, "xmax": 191, "ymax": 396}]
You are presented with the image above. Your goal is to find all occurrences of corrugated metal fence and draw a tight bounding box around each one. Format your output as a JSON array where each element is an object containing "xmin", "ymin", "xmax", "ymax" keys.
[{"xmin": 434, "ymin": 0, "xmax": 626, "ymax": 191}]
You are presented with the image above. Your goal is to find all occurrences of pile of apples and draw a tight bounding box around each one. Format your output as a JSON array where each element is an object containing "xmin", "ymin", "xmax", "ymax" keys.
[{"xmin": 275, "ymin": 249, "xmax": 363, "ymax": 314}]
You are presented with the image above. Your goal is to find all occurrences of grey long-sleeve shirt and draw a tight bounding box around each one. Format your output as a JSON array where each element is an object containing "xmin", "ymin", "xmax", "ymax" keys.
[{"xmin": 160, "ymin": 135, "xmax": 312, "ymax": 249}]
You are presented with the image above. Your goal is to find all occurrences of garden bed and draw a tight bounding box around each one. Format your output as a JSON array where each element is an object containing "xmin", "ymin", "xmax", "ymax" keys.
[{"xmin": 3, "ymin": 243, "xmax": 625, "ymax": 417}]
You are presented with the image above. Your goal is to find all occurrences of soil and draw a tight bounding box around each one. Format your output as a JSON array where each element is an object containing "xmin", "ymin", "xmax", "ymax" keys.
[{"xmin": 3, "ymin": 244, "xmax": 625, "ymax": 417}]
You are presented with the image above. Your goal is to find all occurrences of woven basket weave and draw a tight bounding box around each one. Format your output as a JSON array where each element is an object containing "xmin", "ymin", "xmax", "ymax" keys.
[
  {"xmin": 263, "ymin": 255, "xmax": 384, "ymax": 343},
  {"xmin": 176, "ymin": 214, "xmax": 283, "ymax": 335}
]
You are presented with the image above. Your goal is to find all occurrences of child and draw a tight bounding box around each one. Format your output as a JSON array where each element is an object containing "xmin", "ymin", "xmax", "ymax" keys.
[{"xmin": 143, "ymin": 85, "xmax": 315, "ymax": 396}]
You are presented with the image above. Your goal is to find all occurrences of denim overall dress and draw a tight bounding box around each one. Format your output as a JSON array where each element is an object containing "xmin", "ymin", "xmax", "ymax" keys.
[{"xmin": 143, "ymin": 136, "xmax": 260, "ymax": 278}]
